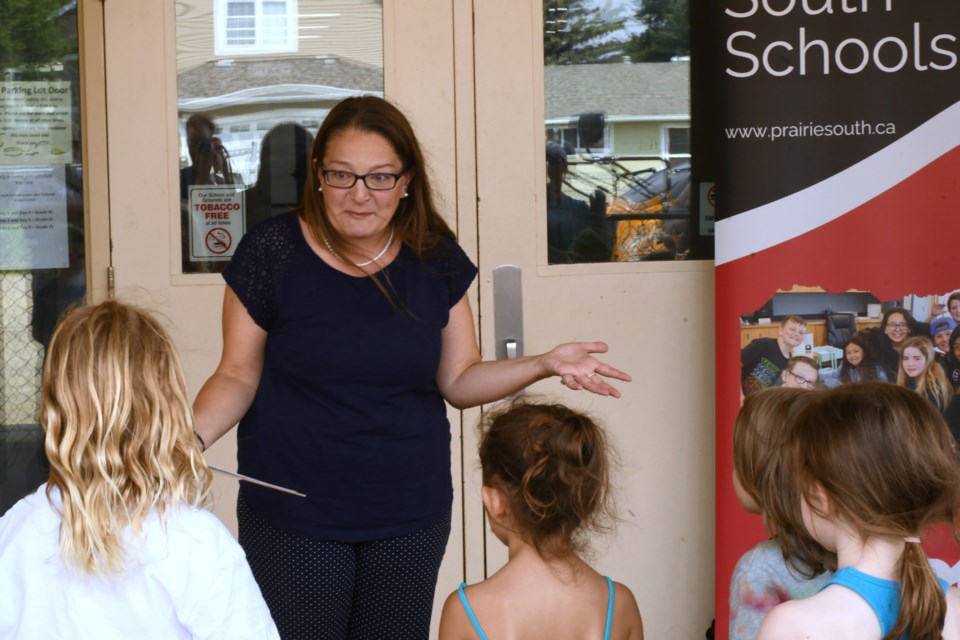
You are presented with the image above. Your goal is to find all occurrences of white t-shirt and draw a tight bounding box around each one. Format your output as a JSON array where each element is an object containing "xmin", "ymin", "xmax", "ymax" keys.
[{"xmin": 0, "ymin": 484, "xmax": 280, "ymax": 640}]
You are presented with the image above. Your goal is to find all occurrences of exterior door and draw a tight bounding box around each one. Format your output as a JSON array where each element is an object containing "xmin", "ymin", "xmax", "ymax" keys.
[{"xmin": 470, "ymin": 2, "xmax": 715, "ymax": 638}]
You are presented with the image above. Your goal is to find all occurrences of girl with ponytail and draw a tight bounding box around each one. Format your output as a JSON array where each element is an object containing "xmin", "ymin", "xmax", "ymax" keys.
[
  {"xmin": 758, "ymin": 383, "xmax": 960, "ymax": 640},
  {"xmin": 438, "ymin": 398, "xmax": 644, "ymax": 639}
]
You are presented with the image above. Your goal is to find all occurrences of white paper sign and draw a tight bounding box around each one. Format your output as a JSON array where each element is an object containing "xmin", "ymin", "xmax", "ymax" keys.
[
  {"xmin": 188, "ymin": 185, "xmax": 244, "ymax": 261},
  {"xmin": 0, "ymin": 82, "xmax": 73, "ymax": 165},
  {"xmin": 0, "ymin": 166, "xmax": 69, "ymax": 270}
]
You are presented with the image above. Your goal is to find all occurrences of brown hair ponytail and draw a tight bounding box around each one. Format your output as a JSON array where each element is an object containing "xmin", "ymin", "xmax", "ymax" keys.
[
  {"xmin": 787, "ymin": 383, "xmax": 960, "ymax": 640},
  {"xmin": 892, "ymin": 542, "xmax": 946, "ymax": 640}
]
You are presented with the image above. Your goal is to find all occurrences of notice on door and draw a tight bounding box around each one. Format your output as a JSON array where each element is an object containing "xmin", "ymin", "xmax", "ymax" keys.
[
  {"xmin": 0, "ymin": 166, "xmax": 69, "ymax": 270},
  {"xmin": 0, "ymin": 82, "xmax": 73, "ymax": 165},
  {"xmin": 188, "ymin": 185, "xmax": 244, "ymax": 261}
]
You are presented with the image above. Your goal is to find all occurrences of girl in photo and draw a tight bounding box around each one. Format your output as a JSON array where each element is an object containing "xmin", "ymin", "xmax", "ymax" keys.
[
  {"xmin": 897, "ymin": 336, "xmax": 954, "ymax": 414},
  {"xmin": 897, "ymin": 336, "xmax": 960, "ymax": 442},
  {"xmin": 821, "ymin": 335, "xmax": 888, "ymax": 388},
  {"xmin": 438, "ymin": 399, "xmax": 643, "ymax": 639}
]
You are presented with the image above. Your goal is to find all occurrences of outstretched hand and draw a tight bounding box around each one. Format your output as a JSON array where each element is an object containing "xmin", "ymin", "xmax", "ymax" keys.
[{"xmin": 542, "ymin": 342, "xmax": 631, "ymax": 398}]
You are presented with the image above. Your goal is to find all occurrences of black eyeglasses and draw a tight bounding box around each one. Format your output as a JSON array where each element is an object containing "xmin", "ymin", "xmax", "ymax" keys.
[
  {"xmin": 787, "ymin": 369, "xmax": 816, "ymax": 388},
  {"xmin": 321, "ymin": 169, "xmax": 405, "ymax": 190}
]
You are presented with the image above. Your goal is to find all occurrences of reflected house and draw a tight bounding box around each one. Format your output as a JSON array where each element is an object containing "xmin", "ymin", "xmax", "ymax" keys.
[
  {"xmin": 545, "ymin": 61, "xmax": 693, "ymax": 260},
  {"xmin": 178, "ymin": 56, "xmax": 382, "ymax": 183},
  {"xmin": 175, "ymin": 0, "xmax": 384, "ymax": 184}
]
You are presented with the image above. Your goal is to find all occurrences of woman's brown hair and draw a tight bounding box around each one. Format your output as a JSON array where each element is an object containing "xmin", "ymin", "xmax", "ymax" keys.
[
  {"xmin": 733, "ymin": 387, "xmax": 833, "ymax": 577},
  {"xmin": 478, "ymin": 398, "xmax": 615, "ymax": 559},
  {"xmin": 787, "ymin": 383, "xmax": 960, "ymax": 640}
]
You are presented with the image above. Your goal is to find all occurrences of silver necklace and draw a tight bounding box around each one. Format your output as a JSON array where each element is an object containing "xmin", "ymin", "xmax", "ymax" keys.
[{"xmin": 321, "ymin": 226, "xmax": 394, "ymax": 268}]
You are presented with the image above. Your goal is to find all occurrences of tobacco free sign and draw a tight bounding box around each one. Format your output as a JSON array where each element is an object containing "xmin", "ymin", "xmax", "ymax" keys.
[{"xmin": 189, "ymin": 185, "xmax": 244, "ymax": 261}]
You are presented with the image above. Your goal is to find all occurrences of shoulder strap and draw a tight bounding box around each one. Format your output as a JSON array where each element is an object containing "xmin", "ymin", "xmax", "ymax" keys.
[
  {"xmin": 457, "ymin": 583, "xmax": 490, "ymax": 640},
  {"xmin": 603, "ymin": 576, "xmax": 615, "ymax": 640}
]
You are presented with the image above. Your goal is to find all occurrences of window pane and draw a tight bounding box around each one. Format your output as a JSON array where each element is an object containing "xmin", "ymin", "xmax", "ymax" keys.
[
  {"xmin": 0, "ymin": 1, "xmax": 86, "ymax": 514},
  {"xmin": 543, "ymin": 0, "xmax": 706, "ymax": 263},
  {"xmin": 177, "ymin": 0, "xmax": 384, "ymax": 273},
  {"xmin": 227, "ymin": 2, "xmax": 256, "ymax": 45},
  {"xmin": 668, "ymin": 127, "xmax": 690, "ymax": 155}
]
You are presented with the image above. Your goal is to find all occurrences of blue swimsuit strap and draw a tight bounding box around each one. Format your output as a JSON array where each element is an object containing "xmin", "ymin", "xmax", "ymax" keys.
[
  {"xmin": 603, "ymin": 576, "xmax": 615, "ymax": 640},
  {"xmin": 458, "ymin": 583, "xmax": 490, "ymax": 640},
  {"xmin": 458, "ymin": 577, "xmax": 614, "ymax": 640}
]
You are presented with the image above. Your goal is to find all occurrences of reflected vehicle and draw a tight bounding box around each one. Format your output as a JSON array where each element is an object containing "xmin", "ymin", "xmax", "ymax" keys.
[{"xmin": 606, "ymin": 159, "xmax": 691, "ymax": 261}]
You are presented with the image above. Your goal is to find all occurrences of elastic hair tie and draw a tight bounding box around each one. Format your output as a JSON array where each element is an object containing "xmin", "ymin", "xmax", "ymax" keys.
[{"xmin": 904, "ymin": 536, "xmax": 921, "ymax": 544}]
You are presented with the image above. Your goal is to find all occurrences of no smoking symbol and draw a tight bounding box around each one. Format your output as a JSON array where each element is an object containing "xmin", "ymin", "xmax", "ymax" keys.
[
  {"xmin": 205, "ymin": 228, "xmax": 232, "ymax": 255},
  {"xmin": 706, "ymin": 185, "xmax": 717, "ymax": 209}
]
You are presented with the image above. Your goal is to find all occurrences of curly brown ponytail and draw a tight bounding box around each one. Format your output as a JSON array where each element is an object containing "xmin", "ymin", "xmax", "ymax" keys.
[{"xmin": 478, "ymin": 398, "xmax": 616, "ymax": 558}]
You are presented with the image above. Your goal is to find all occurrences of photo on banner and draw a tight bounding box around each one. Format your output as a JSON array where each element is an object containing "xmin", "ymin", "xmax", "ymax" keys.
[{"xmin": 704, "ymin": 1, "xmax": 960, "ymax": 638}]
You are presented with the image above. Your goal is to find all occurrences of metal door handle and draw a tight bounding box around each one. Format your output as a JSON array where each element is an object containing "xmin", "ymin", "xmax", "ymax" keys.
[{"xmin": 493, "ymin": 265, "xmax": 524, "ymax": 362}]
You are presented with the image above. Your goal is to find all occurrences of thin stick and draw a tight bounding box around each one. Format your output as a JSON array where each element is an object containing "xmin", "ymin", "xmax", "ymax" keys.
[{"xmin": 208, "ymin": 464, "xmax": 307, "ymax": 498}]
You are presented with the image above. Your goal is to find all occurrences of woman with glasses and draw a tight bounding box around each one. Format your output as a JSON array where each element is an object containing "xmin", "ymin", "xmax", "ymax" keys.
[
  {"xmin": 867, "ymin": 307, "xmax": 917, "ymax": 380},
  {"xmin": 779, "ymin": 356, "xmax": 819, "ymax": 390},
  {"xmin": 192, "ymin": 96, "xmax": 630, "ymax": 640}
]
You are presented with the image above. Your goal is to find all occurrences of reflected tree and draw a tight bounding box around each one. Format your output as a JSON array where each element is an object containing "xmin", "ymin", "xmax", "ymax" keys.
[
  {"xmin": 626, "ymin": 0, "xmax": 689, "ymax": 62},
  {"xmin": 543, "ymin": 0, "xmax": 628, "ymax": 65},
  {"xmin": 0, "ymin": 0, "xmax": 71, "ymax": 72}
]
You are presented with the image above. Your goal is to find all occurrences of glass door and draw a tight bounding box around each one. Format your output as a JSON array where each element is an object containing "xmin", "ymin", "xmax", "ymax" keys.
[{"xmin": 0, "ymin": 0, "xmax": 108, "ymax": 515}]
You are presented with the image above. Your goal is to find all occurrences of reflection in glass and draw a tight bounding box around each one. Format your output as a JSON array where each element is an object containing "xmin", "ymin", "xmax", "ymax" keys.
[
  {"xmin": 0, "ymin": 1, "xmax": 86, "ymax": 514},
  {"xmin": 543, "ymin": 0, "xmax": 707, "ymax": 263},
  {"xmin": 176, "ymin": 0, "xmax": 384, "ymax": 273}
]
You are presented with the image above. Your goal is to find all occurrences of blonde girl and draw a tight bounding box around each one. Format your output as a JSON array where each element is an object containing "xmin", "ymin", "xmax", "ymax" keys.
[
  {"xmin": 438, "ymin": 399, "xmax": 643, "ymax": 639},
  {"xmin": 897, "ymin": 336, "xmax": 954, "ymax": 414},
  {"xmin": 758, "ymin": 383, "xmax": 960, "ymax": 640},
  {"xmin": 729, "ymin": 387, "xmax": 834, "ymax": 640},
  {"xmin": 0, "ymin": 301, "xmax": 278, "ymax": 639}
]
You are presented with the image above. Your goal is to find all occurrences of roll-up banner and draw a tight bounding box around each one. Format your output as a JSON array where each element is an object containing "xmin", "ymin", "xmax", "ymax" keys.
[{"xmin": 712, "ymin": 2, "xmax": 960, "ymax": 638}]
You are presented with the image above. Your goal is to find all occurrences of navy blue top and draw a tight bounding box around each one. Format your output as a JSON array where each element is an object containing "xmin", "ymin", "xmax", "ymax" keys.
[{"xmin": 223, "ymin": 212, "xmax": 478, "ymax": 541}]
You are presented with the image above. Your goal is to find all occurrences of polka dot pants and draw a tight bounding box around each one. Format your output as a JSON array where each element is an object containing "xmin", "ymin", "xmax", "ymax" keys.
[{"xmin": 238, "ymin": 492, "xmax": 451, "ymax": 640}]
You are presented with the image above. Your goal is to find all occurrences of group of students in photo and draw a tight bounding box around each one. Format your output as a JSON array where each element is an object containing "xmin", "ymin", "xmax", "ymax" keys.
[{"xmin": 741, "ymin": 295, "xmax": 960, "ymax": 441}]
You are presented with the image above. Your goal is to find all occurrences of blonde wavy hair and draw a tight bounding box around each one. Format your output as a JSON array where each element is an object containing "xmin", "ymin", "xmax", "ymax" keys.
[{"xmin": 41, "ymin": 300, "xmax": 212, "ymax": 575}]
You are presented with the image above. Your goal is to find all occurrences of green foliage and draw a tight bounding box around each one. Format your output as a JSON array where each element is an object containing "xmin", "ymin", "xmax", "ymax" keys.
[
  {"xmin": 0, "ymin": 0, "xmax": 70, "ymax": 71},
  {"xmin": 544, "ymin": 0, "xmax": 629, "ymax": 65},
  {"xmin": 627, "ymin": 0, "xmax": 690, "ymax": 62}
]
